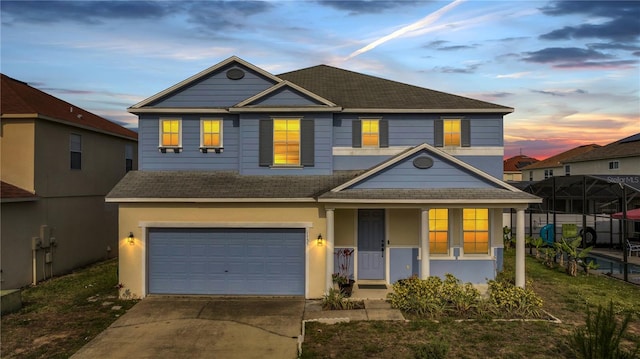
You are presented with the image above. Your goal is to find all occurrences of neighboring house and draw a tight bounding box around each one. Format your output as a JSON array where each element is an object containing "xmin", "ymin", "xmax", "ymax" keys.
[
  {"xmin": 107, "ymin": 56, "xmax": 540, "ymax": 299},
  {"xmin": 521, "ymin": 144, "xmax": 600, "ymax": 181},
  {"xmin": 563, "ymin": 133, "xmax": 640, "ymax": 177},
  {"xmin": 0, "ymin": 74, "xmax": 138, "ymax": 289},
  {"xmin": 503, "ymin": 154, "xmax": 538, "ymax": 182}
]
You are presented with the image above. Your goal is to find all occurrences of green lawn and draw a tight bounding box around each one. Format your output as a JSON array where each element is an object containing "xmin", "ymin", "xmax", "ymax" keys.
[
  {"xmin": 1, "ymin": 259, "xmax": 138, "ymax": 359},
  {"xmin": 302, "ymin": 250, "xmax": 640, "ymax": 359}
]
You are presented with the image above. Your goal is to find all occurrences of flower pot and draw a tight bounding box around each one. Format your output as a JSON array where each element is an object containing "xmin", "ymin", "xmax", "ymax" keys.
[{"xmin": 339, "ymin": 279, "xmax": 355, "ymax": 297}]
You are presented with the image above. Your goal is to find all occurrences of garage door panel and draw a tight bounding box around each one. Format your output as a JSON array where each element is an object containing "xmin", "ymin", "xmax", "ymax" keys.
[{"xmin": 148, "ymin": 228, "xmax": 305, "ymax": 295}]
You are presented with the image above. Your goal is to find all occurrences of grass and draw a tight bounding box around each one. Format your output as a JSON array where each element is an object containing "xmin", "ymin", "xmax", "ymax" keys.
[
  {"xmin": 302, "ymin": 249, "xmax": 640, "ymax": 359},
  {"xmin": 1, "ymin": 259, "xmax": 138, "ymax": 359}
]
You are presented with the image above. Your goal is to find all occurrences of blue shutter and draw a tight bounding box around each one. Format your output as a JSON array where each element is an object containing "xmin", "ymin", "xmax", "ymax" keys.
[
  {"xmin": 259, "ymin": 119, "xmax": 273, "ymax": 167},
  {"xmin": 352, "ymin": 120, "xmax": 361, "ymax": 148},
  {"xmin": 300, "ymin": 119, "xmax": 314, "ymax": 167},
  {"xmin": 434, "ymin": 120, "xmax": 443, "ymax": 147}
]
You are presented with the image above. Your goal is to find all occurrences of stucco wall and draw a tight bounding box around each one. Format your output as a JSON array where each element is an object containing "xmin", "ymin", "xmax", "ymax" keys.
[
  {"xmin": 387, "ymin": 208, "xmax": 420, "ymax": 246},
  {"xmin": 117, "ymin": 203, "xmax": 327, "ymax": 299},
  {"xmin": 1, "ymin": 120, "xmax": 35, "ymax": 192},
  {"xmin": 0, "ymin": 196, "xmax": 118, "ymax": 289}
]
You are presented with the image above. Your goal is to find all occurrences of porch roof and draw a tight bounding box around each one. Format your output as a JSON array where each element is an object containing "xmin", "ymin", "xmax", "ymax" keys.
[{"xmin": 317, "ymin": 188, "xmax": 541, "ymax": 204}]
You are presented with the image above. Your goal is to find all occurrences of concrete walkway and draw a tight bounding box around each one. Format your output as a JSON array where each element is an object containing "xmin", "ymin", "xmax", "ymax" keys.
[{"xmin": 303, "ymin": 299, "xmax": 405, "ymax": 322}]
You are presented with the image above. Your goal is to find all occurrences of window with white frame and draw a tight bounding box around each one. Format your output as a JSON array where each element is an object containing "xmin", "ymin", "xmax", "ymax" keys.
[
  {"xmin": 609, "ymin": 161, "xmax": 619, "ymax": 170},
  {"xmin": 273, "ymin": 118, "xmax": 300, "ymax": 166},
  {"xmin": 565, "ymin": 165, "xmax": 571, "ymax": 176},
  {"xmin": 429, "ymin": 208, "xmax": 448, "ymax": 254},
  {"xmin": 443, "ymin": 119, "xmax": 461, "ymax": 146},
  {"xmin": 70, "ymin": 134, "xmax": 82, "ymax": 170},
  {"xmin": 463, "ymin": 208, "xmax": 489, "ymax": 254},
  {"xmin": 201, "ymin": 118, "xmax": 223, "ymax": 149},
  {"xmin": 361, "ymin": 119, "xmax": 379, "ymax": 147},
  {"xmin": 544, "ymin": 169, "xmax": 554, "ymax": 179},
  {"xmin": 159, "ymin": 118, "xmax": 181, "ymax": 149}
]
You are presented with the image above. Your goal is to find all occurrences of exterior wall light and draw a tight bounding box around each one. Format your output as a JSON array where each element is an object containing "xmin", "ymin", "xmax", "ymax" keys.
[
  {"xmin": 317, "ymin": 234, "xmax": 323, "ymax": 247},
  {"xmin": 127, "ymin": 232, "xmax": 135, "ymax": 245}
]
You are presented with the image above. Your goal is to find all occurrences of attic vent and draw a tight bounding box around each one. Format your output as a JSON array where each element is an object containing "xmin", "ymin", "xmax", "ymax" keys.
[
  {"xmin": 226, "ymin": 68, "xmax": 245, "ymax": 80},
  {"xmin": 413, "ymin": 156, "xmax": 434, "ymax": 169}
]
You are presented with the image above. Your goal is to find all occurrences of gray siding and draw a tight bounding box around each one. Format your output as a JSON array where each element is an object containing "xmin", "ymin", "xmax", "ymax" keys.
[
  {"xmin": 251, "ymin": 87, "xmax": 323, "ymax": 106},
  {"xmin": 138, "ymin": 114, "xmax": 239, "ymax": 171},
  {"xmin": 351, "ymin": 151, "xmax": 499, "ymax": 189},
  {"xmin": 150, "ymin": 65, "xmax": 276, "ymax": 108},
  {"xmin": 239, "ymin": 113, "xmax": 333, "ymax": 175}
]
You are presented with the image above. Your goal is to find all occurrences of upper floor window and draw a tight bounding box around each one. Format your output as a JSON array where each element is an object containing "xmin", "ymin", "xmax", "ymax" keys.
[
  {"xmin": 435, "ymin": 118, "xmax": 470, "ymax": 147},
  {"xmin": 201, "ymin": 119, "xmax": 223, "ymax": 149},
  {"xmin": 544, "ymin": 169, "xmax": 554, "ymax": 179},
  {"xmin": 361, "ymin": 119, "xmax": 379, "ymax": 147},
  {"xmin": 125, "ymin": 144, "xmax": 134, "ymax": 172},
  {"xmin": 443, "ymin": 119, "xmax": 461, "ymax": 146},
  {"xmin": 259, "ymin": 118, "xmax": 314, "ymax": 168},
  {"xmin": 529, "ymin": 171, "xmax": 533, "ymax": 181},
  {"xmin": 70, "ymin": 134, "xmax": 82, "ymax": 170},
  {"xmin": 273, "ymin": 118, "xmax": 301, "ymax": 166},
  {"xmin": 609, "ymin": 161, "xmax": 619, "ymax": 170},
  {"xmin": 159, "ymin": 118, "xmax": 181, "ymax": 149},
  {"xmin": 565, "ymin": 165, "xmax": 571, "ymax": 176},
  {"xmin": 429, "ymin": 208, "xmax": 448, "ymax": 255},
  {"xmin": 352, "ymin": 119, "xmax": 388, "ymax": 148},
  {"xmin": 463, "ymin": 208, "xmax": 489, "ymax": 254}
]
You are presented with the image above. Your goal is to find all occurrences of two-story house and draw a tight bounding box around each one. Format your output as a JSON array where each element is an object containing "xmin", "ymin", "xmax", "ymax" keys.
[
  {"xmin": 107, "ymin": 56, "xmax": 540, "ymax": 299},
  {"xmin": 1, "ymin": 74, "xmax": 138, "ymax": 289}
]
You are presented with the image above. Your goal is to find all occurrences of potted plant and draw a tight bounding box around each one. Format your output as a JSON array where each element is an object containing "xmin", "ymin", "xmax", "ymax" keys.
[{"xmin": 334, "ymin": 248, "xmax": 355, "ymax": 297}]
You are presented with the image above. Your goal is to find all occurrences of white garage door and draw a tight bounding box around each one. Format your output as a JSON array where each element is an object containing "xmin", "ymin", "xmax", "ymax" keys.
[{"xmin": 148, "ymin": 228, "xmax": 305, "ymax": 295}]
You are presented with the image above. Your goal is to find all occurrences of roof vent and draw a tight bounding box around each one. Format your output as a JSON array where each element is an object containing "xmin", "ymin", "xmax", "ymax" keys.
[
  {"xmin": 226, "ymin": 68, "xmax": 245, "ymax": 80},
  {"xmin": 413, "ymin": 156, "xmax": 434, "ymax": 169}
]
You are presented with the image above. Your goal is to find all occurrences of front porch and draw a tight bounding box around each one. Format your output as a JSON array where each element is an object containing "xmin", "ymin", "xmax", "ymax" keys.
[{"xmin": 323, "ymin": 207, "xmax": 529, "ymax": 292}]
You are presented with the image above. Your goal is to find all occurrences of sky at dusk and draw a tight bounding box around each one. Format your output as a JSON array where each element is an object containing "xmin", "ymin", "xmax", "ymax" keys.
[{"xmin": 1, "ymin": 0, "xmax": 638, "ymax": 160}]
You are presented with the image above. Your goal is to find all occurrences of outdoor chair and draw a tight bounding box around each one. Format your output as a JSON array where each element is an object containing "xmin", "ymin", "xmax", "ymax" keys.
[{"xmin": 626, "ymin": 239, "xmax": 640, "ymax": 257}]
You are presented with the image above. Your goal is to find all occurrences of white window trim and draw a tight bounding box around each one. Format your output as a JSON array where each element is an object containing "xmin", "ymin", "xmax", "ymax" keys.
[
  {"xmin": 609, "ymin": 161, "xmax": 620, "ymax": 170},
  {"xmin": 200, "ymin": 118, "xmax": 223, "ymax": 149},
  {"xmin": 461, "ymin": 208, "xmax": 491, "ymax": 256},
  {"xmin": 442, "ymin": 118, "xmax": 462, "ymax": 147},
  {"xmin": 70, "ymin": 133, "xmax": 82, "ymax": 170},
  {"xmin": 429, "ymin": 208, "xmax": 450, "ymax": 257},
  {"xmin": 158, "ymin": 118, "xmax": 182, "ymax": 149}
]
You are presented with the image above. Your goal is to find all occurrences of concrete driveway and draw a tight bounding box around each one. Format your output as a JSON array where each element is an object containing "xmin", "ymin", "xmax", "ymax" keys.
[{"xmin": 71, "ymin": 297, "xmax": 305, "ymax": 359}]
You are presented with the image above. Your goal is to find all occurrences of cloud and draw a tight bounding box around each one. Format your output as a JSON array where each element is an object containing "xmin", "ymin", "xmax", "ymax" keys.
[
  {"xmin": 539, "ymin": 0, "xmax": 640, "ymax": 43},
  {"xmin": 496, "ymin": 72, "xmax": 532, "ymax": 79},
  {"xmin": 185, "ymin": 1, "xmax": 275, "ymax": 32},
  {"xmin": 530, "ymin": 89, "xmax": 587, "ymax": 97},
  {"xmin": 344, "ymin": 0, "xmax": 465, "ymax": 60},
  {"xmin": 433, "ymin": 63, "xmax": 480, "ymax": 74},
  {"xmin": 316, "ymin": 1, "xmax": 421, "ymax": 15},
  {"xmin": 423, "ymin": 41, "xmax": 476, "ymax": 51},
  {"xmin": 520, "ymin": 47, "xmax": 635, "ymax": 68},
  {"xmin": 0, "ymin": 1, "xmax": 174, "ymax": 24}
]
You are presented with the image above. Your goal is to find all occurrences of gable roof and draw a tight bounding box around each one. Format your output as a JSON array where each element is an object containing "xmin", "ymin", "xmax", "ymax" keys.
[
  {"xmin": 522, "ymin": 144, "xmax": 600, "ymax": 170},
  {"xmin": 1, "ymin": 74, "xmax": 137, "ymax": 140},
  {"xmin": 332, "ymin": 143, "xmax": 522, "ymax": 193},
  {"xmin": 232, "ymin": 80, "xmax": 339, "ymax": 111},
  {"xmin": 504, "ymin": 155, "xmax": 539, "ymax": 172},
  {"xmin": 565, "ymin": 133, "xmax": 640, "ymax": 163},
  {"xmin": 278, "ymin": 65, "xmax": 513, "ymax": 113},
  {"xmin": 129, "ymin": 56, "xmax": 282, "ymax": 110},
  {"xmin": 1, "ymin": 181, "xmax": 38, "ymax": 203}
]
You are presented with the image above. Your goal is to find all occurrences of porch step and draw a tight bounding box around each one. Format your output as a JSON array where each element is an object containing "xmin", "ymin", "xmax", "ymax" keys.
[{"xmin": 363, "ymin": 299, "xmax": 392, "ymax": 309}]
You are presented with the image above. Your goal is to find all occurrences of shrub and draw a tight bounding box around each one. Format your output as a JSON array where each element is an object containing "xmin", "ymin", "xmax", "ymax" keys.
[
  {"xmin": 487, "ymin": 280, "xmax": 543, "ymax": 318},
  {"xmin": 411, "ymin": 340, "xmax": 450, "ymax": 359},
  {"xmin": 321, "ymin": 288, "xmax": 355, "ymax": 310},
  {"xmin": 570, "ymin": 301, "xmax": 639, "ymax": 359},
  {"xmin": 388, "ymin": 274, "xmax": 480, "ymax": 318}
]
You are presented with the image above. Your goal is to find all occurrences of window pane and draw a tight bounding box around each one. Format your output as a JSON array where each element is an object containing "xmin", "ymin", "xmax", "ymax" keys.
[
  {"xmin": 70, "ymin": 151, "xmax": 81, "ymax": 170},
  {"xmin": 161, "ymin": 120, "xmax": 180, "ymax": 147},
  {"xmin": 273, "ymin": 119, "xmax": 300, "ymax": 165},
  {"xmin": 463, "ymin": 208, "xmax": 489, "ymax": 254},
  {"xmin": 443, "ymin": 119, "xmax": 461, "ymax": 146}
]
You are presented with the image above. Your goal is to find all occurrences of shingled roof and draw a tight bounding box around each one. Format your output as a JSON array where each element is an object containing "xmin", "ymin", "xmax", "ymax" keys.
[
  {"xmin": 106, "ymin": 171, "xmax": 363, "ymax": 201},
  {"xmin": 278, "ymin": 65, "xmax": 512, "ymax": 112},
  {"xmin": 318, "ymin": 188, "xmax": 540, "ymax": 203},
  {"xmin": 1, "ymin": 181, "xmax": 38, "ymax": 202},
  {"xmin": 522, "ymin": 144, "xmax": 600, "ymax": 170},
  {"xmin": 1, "ymin": 74, "xmax": 137, "ymax": 140},
  {"xmin": 566, "ymin": 133, "xmax": 640, "ymax": 163}
]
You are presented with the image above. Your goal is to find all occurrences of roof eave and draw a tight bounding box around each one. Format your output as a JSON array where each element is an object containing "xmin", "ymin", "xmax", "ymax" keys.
[
  {"xmin": 105, "ymin": 197, "xmax": 316, "ymax": 203},
  {"xmin": 340, "ymin": 108, "xmax": 514, "ymax": 114}
]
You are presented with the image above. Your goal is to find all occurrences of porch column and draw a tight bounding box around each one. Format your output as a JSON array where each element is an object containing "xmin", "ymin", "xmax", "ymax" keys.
[
  {"xmin": 325, "ymin": 208, "xmax": 335, "ymax": 291},
  {"xmin": 420, "ymin": 208, "xmax": 430, "ymax": 279},
  {"xmin": 515, "ymin": 208, "xmax": 526, "ymax": 288}
]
